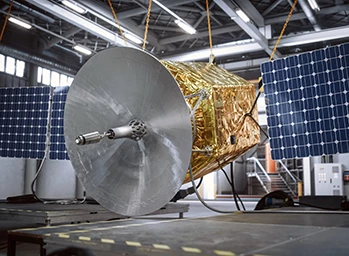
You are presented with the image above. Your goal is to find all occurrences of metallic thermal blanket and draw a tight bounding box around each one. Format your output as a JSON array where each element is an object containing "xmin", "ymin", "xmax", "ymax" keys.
[{"xmin": 162, "ymin": 61, "xmax": 260, "ymax": 183}]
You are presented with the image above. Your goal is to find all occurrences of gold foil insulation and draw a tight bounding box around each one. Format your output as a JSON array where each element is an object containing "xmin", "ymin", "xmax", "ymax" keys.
[{"xmin": 161, "ymin": 61, "xmax": 260, "ymax": 183}]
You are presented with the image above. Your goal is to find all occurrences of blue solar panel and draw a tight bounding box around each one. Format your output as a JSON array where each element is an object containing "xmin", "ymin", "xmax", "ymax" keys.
[
  {"xmin": 0, "ymin": 86, "xmax": 50, "ymax": 159},
  {"xmin": 49, "ymin": 86, "xmax": 69, "ymax": 160},
  {"xmin": 262, "ymin": 42, "xmax": 349, "ymax": 160}
]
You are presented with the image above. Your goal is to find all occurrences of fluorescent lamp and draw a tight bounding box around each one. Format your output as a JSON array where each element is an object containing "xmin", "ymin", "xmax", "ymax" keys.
[
  {"xmin": 236, "ymin": 9, "xmax": 250, "ymax": 23},
  {"xmin": 153, "ymin": 0, "xmax": 181, "ymax": 20},
  {"xmin": 175, "ymin": 20, "xmax": 196, "ymax": 35},
  {"xmin": 73, "ymin": 45, "xmax": 92, "ymax": 55},
  {"xmin": 153, "ymin": 0, "xmax": 196, "ymax": 34},
  {"xmin": 125, "ymin": 33, "xmax": 143, "ymax": 45},
  {"xmin": 8, "ymin": 17, "xmax": 32, "ymax": 29},
  {"xmin": 62, "ymin": 0, "xmax": 86, "ymax": 14},
  {"xmin": 307, "ymin": 0, "xmax": 320, "ymax": 11}
]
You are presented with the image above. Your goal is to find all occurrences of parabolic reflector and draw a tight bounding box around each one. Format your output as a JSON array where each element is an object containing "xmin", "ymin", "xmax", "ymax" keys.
[{"xmin": 64, "ymin": 47, "xmax": 193, "ymax": 216}]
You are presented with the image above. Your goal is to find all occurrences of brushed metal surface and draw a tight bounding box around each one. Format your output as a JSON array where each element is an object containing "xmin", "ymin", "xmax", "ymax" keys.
[{"xmin": 64, "ymin": 47, "xmax": 192, "ymax": 216}]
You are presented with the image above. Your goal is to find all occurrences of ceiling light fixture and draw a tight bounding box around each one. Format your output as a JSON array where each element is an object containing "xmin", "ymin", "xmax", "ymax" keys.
[
  {"xmin": 62, "ymin": 0, "xmax": 86, "ymax": 14},
  {"xmin": 236, "ymin": 9, "xmax": 250, "ymax": 23},
  {"xmin": 175, "ymin": 20, "xmax": 196, "ymax": 35},
  {"xmin": 307, "ymin": 0, "xmax": 320, "ymax": 11},
  {"xmin": 125, "ymin": 33, "xmax": 143, "ymax": 45},
  {"xmin": 153, "ymin": 0, "xmax": 196, "ymax": 34},
  {"xmin": 8, "ymin": 17, "xmax": 32, "ymax": 29},
  {"xmin": 73, "ymin": 45, "xmax": 92, "ymax": 55}
]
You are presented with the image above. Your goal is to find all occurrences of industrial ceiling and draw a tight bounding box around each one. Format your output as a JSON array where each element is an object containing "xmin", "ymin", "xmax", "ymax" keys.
[{"xmin": 0, "ymin": 0, "xmax": 348, "ymax": 80}]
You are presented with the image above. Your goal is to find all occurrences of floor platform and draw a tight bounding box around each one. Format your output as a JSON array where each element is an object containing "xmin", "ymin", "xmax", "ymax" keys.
[
  {"xmin": 7, "ymin": 210, "xmax": 349, "ymax": 256},
  {"xmin": 0, "ymin": 203, "xmax": 189, "ymax": 226}
]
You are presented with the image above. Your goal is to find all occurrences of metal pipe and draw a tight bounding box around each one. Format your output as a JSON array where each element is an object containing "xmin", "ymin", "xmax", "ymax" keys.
[
  {"xmin": 2, "ymin": 0, "xmax": 55, "ymax": 24},
  {"xmin": 0, "ymin": 44, "xmax": 77, "ymax": 75},
  {"xmin": 298, "ymin": 0, "xmax": 321, "ymax": 31}
]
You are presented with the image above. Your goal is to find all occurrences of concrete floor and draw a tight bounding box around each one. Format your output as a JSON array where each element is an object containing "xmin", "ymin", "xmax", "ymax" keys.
[{"xmin": 0, "ymin": 200, "xmax": 258, "ymax": 256}]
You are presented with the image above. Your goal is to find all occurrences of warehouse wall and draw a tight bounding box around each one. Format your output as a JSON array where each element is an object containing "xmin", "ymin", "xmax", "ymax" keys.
[{"xmin": 0, "ymin": 73, "xmax": 28, "ymax": 87}]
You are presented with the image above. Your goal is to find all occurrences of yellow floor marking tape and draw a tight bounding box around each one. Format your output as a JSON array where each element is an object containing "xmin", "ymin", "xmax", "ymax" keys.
[
  {"xmin": 58, "ymin": 234, "xmax": 70, "ymax": 239},
  {"xmin": 15, "ymin": 217, "xmax": 131, "ymax": 231},
  {"xmin": 182, "ymin": 247, "xmax": 202, "ymax": 253},
  {"xmin": 126, "ymin": 241, "xmax": 142, "ymax": 247},
  {"xmin": 214, "ymin": 250, "xmax": 237, "ymax": 256},
  {"xmin": 101, "ymin": 238, "xmax": 115, "ymax": 244},
  {"xmin": 54, "ymin": 218, "xmax": 185, "ymax": 235},
  {"xmin": 78, "ymin": 236, "xmax": 91, "ymax": 241},
  {"xmin": 153, "ymin": 244, "xmax": 170, "ymax": 250}
]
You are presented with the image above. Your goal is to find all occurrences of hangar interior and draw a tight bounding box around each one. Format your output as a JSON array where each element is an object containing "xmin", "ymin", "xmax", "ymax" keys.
[{"xmin": 0, "ymin": 0, "xmax": 349, "ymax": 255}]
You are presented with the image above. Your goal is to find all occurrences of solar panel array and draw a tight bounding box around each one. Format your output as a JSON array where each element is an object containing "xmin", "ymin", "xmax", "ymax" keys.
[
  {"xmin": 0, "ymin": 87, "xmax": 50, "ymax": 159},
  {"xmin": 262, "ymin": 42, "xmax": 349, "ymax": 160},
  {"xmin": 49, "ymin": 86, "xmax": 69, "ymax": 160}
]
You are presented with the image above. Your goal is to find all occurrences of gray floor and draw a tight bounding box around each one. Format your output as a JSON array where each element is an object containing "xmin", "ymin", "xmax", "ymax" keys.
[{"xmin": 0, "ymin": 200, "xmax": 257, "ymax": 255}]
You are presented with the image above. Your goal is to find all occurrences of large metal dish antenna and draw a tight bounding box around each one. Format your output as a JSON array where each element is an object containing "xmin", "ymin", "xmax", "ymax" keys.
[{"xmin": 64, "ymin": 47, "xmax": 193, "ymax": 216}]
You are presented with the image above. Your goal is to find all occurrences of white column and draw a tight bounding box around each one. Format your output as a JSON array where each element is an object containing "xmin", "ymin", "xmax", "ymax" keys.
[
  {"xmin": 303, "ymin": 157, "xmax": 311, "ymax": 195},
  {"xmin": 202, "ymin": 172, "xmax": 217, "ymax": 199}
]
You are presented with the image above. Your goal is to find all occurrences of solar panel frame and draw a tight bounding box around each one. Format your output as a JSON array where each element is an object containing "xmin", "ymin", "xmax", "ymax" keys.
[
  {"xmin": 0, "ymin": 86, "xmax": 50, "ymax": 159},
  {"xmin": 262, "ymin": 43, "xmax": 349, "ymax": 160},
  {"xmin": 49, "ymin": 86, "xmax": 69, "ymax": 160}
]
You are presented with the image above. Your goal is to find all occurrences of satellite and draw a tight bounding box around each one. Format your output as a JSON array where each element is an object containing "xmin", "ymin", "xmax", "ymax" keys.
[{"xmin": 63, "ymin": 47, "xmax": 260, "ymax": 216}]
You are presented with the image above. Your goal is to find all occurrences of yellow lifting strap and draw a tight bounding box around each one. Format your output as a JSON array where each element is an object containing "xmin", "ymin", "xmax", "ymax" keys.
[
  {"xmin": 0, "ymin": 0, "xmax": 13, "ymax": 42},
  {"xmin": 143, "ymin": 0, "xmax": 153, "ymax": 51},
  {"xmin": 259, "ymin": 0, "xmax": 299, "ymax": 92},
  {"xmin": 107, "ymin": 0, "xmax": 128, "ymax": 46},
  {"xmin": 206, "ymin": 0, "xmax": 214, "ymax": 64}
]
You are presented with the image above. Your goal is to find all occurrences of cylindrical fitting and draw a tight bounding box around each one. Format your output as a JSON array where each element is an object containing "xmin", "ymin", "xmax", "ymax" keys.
[
  {"xmin": 75, "ymin": 131, "xmax": 103, "ymax": 145},
  {"xmin": 107, "ymin": 126, "xmax": 133, "ymax": 140}
]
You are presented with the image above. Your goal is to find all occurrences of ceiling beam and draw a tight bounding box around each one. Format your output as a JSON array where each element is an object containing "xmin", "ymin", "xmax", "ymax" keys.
[
  {"xmin": 265, "ymin": 4, "xmax": 349, "ymax": 25},
  {"xmin": 26, "ymin": 0, "xmax": 136, "ymax": 48},
  {"xmin": 298, "ymin": 0, "xmax": 321, "ymax": 31},
  {"xmin": 159, "ymin": 25, "xmax": 241, "ymax": 45},
  {"xmin": 117, "ymin": 0, "xmax": 199, "ymax": 19},
  {"xmin": 162, "ymin": 41, "xmax": 263, "ymax": 61},
  {"xmin": 262, "ymin": 0, "xmax": 284, "ymax": 17},
  {"xmin": 214, "ymin": 0, "xmax": 282, "ymax": 58},
  {"xmin": 44, "ymin": 27, "xmax": 82, "ymax": 50},
  {"xmin": 163, "ymin": 25, "xmax": 349, "ymax": 62},
  {"xmin": 270, "ymin": 25, "xmax": 349, "ymax": 47},
  {"xmin": 234, "ymin": 0, "xmax": 265, "ymax": 26},
  {"xmin": 75, "ymin": 0, "xmax": 173, "ymax": 51},
  {"xmin": 219, "ymin": 57, "xmax": 269, "ymax": 71}
]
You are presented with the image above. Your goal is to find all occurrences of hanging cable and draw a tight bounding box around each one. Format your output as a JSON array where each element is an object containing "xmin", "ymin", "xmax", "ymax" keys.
[
  {"xmin": 189, "ymin": 164, "xmax": 236, "ymax": 214},
  {"xmin": 219, "ymin": 163, "xmax": 240, "ymax": 211},
  {"xmin": 107, "ymin": 0, "xmax": 128, "ymax": 46},
  {"xmin": 0, "ymin": 0, "xmax": 13, "ymax": 42},
  {"xmin": 142, "ymin": 0, "xmax": 153, "ymax": 51}
]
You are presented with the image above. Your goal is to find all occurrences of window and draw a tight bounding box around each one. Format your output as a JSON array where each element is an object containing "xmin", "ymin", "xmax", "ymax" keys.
[
  {"xmin": 16, "ymin": 60, "xmax": 25, "ymax": 78},
  {"xmin": 5, "ymin": 56, "xmax": 15, "ymax": 75},
  {"xmin": 42, "ymin": 68, "xmax": 51, "ymax": 85},
  {"xmin": 0, "ymin": 54, "xmax": 5, "ymax": 72},
  {"xmin": 67, "ymin": 77, "xmax": 74, "ymax": 86},
  {"xmin": 51, "ymin": 71, "xmax": 60, "ymax": 87},
  {"xmin": 37, "ymin": 67, "xmax": 42, "ymax": 83},
  {"xmin": 37, "ymin": 66, "xmax": 74, "ymax": 87},
  {"xmin": 60, "ymin": 74, "xmax": 68, "ymax": 86},
  {"xmin": 0, "ymin": 55, "xmax": 26, "ymax": 77}
]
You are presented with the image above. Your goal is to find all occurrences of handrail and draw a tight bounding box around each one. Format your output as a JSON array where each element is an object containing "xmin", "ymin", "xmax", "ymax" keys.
[
  {"xmin": 247, "ymin": 157, "xmax": 271, "ymax": 183},
  {"xmin": 277, "ymin": 160, "xmax": 297, "ymax": 183}
]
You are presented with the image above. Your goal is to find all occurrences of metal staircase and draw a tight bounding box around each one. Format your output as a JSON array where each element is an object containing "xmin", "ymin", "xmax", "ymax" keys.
[
  {"xmin": 269, "ymin": 173, "xmax": 294, "ymax": 196},
  {"xmin": 247, "ymin": 157, "xmax": 299, "ymax": 196}
]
